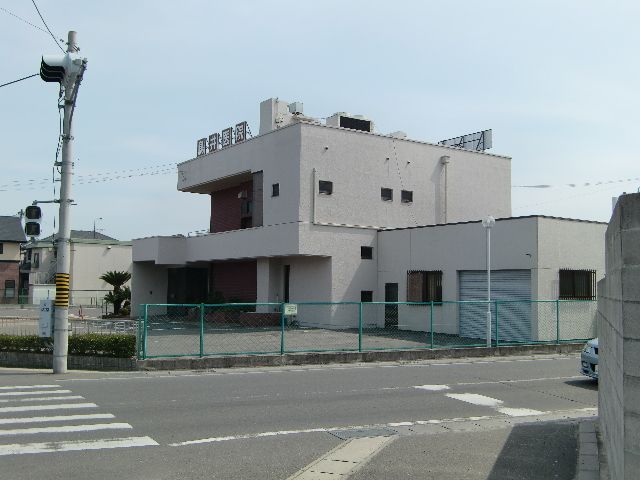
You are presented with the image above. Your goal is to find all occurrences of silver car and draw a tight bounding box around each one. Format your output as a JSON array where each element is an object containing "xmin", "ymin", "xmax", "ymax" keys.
[{"xmin": 581, "ymin": 338, "xmax": 599, "ymax": 379}]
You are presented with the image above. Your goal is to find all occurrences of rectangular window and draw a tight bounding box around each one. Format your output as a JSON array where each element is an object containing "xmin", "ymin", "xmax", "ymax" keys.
[
  {"xmin": 0, "ymin": 243, "xmax": 3, "ymax": 254},
  {"xmin": 407, "ymin": 270, "xmax": 442, "ymax": 302},
  {"xmin": 33, "ymin": 252, "xmax": 40, "ymax": 269},
  {"xmin": 4, "ymin": 280, "xmax": 15, "ymax": 298},
  {"xmin": 319, "ymin": 180, "xmax": 333, "ymax": 195},
  {"xmin": 401, "ymin": 190, "xmax": 413, "ymax": 203},
  {"xmin": 361, "ymin": 290, "xmax": 373, "ymax": 302},
  {"xmin": 381, "ymin": 187, "xmax": 393, "ymax": 201},
  {"xmin": 272, "ymin": 183, "xmax": 280, "ymax": 197},
  {"xmin": 361, "ymin": 246, "xmax": 373, "ymax": 259},
  {"xmin": 559, "ymin": 269, "xmax": 596, "ymax": 300}
]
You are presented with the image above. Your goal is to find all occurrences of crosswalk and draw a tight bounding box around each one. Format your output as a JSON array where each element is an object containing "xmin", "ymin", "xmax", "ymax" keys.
[{"xmin": 0, "ymin": 384, "xmax": 158, "ymax": 456}]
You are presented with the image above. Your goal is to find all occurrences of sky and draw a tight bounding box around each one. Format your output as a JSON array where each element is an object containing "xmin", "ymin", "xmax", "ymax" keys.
[{"xmin": 1, "ymin": 1, "xmax": 638, "ymax": 241}]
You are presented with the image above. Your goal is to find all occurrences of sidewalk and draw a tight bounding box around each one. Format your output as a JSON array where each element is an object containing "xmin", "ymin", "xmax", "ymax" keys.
[{"xmin": 345, "ymin": 416, "xmax": 599, "ymax": 480}]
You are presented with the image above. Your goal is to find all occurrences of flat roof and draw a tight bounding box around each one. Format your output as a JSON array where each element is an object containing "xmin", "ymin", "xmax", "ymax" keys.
[{"xmin": 379, "ymin": 215, "xmax": 608, "ymax": 233}]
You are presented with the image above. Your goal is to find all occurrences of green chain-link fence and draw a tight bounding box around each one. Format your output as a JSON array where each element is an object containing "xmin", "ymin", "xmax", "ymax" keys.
[{"xmin": 138, "ymin": 300, "xmax": 597, "ymax": 359}]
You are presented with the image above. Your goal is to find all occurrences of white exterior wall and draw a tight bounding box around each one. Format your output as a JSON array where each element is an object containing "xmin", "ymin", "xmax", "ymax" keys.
[
  {"xmin": 70, "ymin": 243, "xmax": 132, "ymax": 292},
  {"xmin": 378, "ymin": 218, "xmax": 536, "ymax": 334},
  {"xmin": 299, "ymin": 123, "xmax": 511, "ymax": 229},
  {"xmin": 0, "ymin": 242, "xmax": 20, "ymax": 262},
  {"xmin": 131, "ymin": 262, "xmax": 168, "ymax": 315},
  {"xmin": 177, "ymin": 124, "xmax": 302, "ymax": 228}
]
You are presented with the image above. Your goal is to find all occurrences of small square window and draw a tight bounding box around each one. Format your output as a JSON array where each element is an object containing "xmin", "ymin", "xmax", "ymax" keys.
[
  {"xmin": 381, "ymin": 188, "xmax": 393, "ymax": 201},
  {"xmin": 559, "ymin": 269, "xmax": 596, "ymax": 300},
  {"xmin": 407, "ymin": 270, "xmax": 442, "ymax": 302},
  {"xmin": 401, "ymin": 190, "xmax": 413, "ymax": 203},
  {"xmin": 272, "ymin": 183, "xmax": 280, "ymax": 197},
  {"xmin": 361, "ymin": 246, "xmax": 373, "ymax": 259},
  {"xmin": 361, "ymin": 291, "xmax": 373, "ymax": 302},
  {"xmin": 319, "ymin": 180, "xmax": 333, "ymax": 195}
]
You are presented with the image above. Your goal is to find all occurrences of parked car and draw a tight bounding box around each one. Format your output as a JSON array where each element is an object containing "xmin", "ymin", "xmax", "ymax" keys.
[{"xmin": 581, "ymin": 338, "xmax": 598, "ymax": 379}]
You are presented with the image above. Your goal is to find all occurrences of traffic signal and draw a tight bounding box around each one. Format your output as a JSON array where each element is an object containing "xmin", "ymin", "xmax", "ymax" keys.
[
  {"xmin": 40, "ymin": 53, "xmax": 85, "ymax": 85},
  {"xmin": 24, "ymin": 205, "xmax": 42, "ymax": 237}
]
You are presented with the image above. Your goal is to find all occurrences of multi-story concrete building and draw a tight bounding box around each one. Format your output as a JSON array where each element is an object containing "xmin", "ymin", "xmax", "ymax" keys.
[
  {"xmin": 132, "ymin": 98, "xmax": 605, "ymax": 340},
  {"xmin": 0, "ymin": 216, "xmax": 27, "ymax": 304},
  {"xmin": 133, "ymin": 98, "xmax": 510, "ymax": 307}
]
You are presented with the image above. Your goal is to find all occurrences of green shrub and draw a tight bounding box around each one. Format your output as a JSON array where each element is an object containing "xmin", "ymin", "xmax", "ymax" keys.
[{"xmin": 0, "ymin": 334, "xmax": 136, "ymax": 358}]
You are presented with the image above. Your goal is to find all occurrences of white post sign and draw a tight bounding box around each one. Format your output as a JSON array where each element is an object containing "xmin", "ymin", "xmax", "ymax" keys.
[
  {"xmin": 283, "ymin": 303, "xmax": 298, "ymax": 316},
  {"xmin": 38, "ymin": 299, "xmax": 55, "ymax": 338}
]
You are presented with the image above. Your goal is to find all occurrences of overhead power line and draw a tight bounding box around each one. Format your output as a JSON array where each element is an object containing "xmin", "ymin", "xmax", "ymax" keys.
[
  {"xmin": 30, "ymin": 0, "xmax": 65, "ymax": 52},
  {"xmin": 513, "ymin": 176, "xmax": 640, "ymax": 189},
  {"xmin": 0, "ymin": 6, "xmax": 61, "ymax": 38},
  {"xmin": 0, "ymin": 73, "xmax": 38, "ymax": 89}
]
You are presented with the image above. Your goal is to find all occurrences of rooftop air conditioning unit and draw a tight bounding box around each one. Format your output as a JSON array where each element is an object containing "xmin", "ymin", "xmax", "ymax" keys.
[{"xmin": 326, "ymin": 112, "xmax": 374, "ymax": 133}]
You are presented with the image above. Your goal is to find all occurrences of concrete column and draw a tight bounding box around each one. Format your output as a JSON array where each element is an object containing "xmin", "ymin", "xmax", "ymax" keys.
[{"xmin": 256, "ymin": 258, "xmax": 271, "ymax": 312}]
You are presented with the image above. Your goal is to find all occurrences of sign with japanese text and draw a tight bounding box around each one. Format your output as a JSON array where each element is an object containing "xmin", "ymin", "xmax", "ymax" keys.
[{"xmin": 195, "ymin": 122, "xmax": 250, "ymax": 157}]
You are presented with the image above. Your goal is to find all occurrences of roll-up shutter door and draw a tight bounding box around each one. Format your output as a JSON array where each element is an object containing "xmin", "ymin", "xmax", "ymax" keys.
[{"xmin": 458, "ymin": 270, "xmax": 531, "ymax": 343}]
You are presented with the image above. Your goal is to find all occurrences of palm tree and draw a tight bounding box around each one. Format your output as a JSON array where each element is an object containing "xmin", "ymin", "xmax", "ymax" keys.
[{"xmin": 100, "ymin": 270, "xmax": 131, "ymax": 315}]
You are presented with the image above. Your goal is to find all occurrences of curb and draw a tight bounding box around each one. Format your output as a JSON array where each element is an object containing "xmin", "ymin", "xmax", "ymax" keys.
[
  {"xmin": 137, "ymin": 343, "xmax": 583, "ymax": 371},
  {"xmin": 575, "ymin": 418, "xmax": 600, "ymax": 480}
]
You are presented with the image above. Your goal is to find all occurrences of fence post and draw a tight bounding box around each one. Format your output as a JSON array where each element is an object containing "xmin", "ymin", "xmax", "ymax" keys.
[
  {"xmin": 495, "ymin": 300, "xmax": 499, "ymax": 347},
  {"xmin": 430, "ymin": 301, "xmax": 434, "ymax": 349},
  {"xmin": 556, "ymin": 299, "xmax": 560, "ymax": 344},
  {"xmin": 280, "ymin": 303, "xmax": 285, "ymax": 355},
  {"xmin": 358, "ymin": 302, "xmax": 363, "ymax": 353},
  {"xmin": 199, "ymin": 303, "xmax": 205, "ymax": 358},
  {"xmin": 142, "ymin": 304, "xmax": 148, "ymax": 360}
]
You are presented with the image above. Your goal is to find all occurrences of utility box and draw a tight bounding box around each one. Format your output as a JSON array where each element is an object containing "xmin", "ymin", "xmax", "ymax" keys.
[{"xmin": 38, "ymin": 299, "xmax": 54, "ymax": 338}]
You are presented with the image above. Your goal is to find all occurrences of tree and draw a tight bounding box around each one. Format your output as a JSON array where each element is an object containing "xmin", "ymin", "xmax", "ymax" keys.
[{"xmin": 100, "ymin": 270, "xmax": 131, "ymax": 315}]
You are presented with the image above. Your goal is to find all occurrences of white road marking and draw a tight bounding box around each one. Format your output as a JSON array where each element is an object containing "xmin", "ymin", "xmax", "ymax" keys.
[
  {"xmin": 0, "ymin": 395, "xmax": 84, "ymax": 404},
  {"xmin": 0, "ymin": 403, "xmax": 97, "ymax": 413},
  {"xmin": 497, "ymin": 407, "xmax": 544, "ymax": 417},
  {"xmin": 170, "ymin": 408, "xmax": 597, "ymax": 447},
  {"xmin": 0, "ymin": 390, "xmax": 72, "ymax": 397},
  {"xmin": 0, "ymin": 436, "xmax": 159, "ymax": 456},
  {"xmin": 0, "ymin": 422, "xmax": 132, "ymax": 436},
  {"xmin": 413, "ymin": 385, "xmax": 450, "ymax": 391},
  {"xmin": 0, "ymin": 385, "xmax": 60, "ymax": 391},
  {"xmin": 445, "ymin": 393, "xmax": 503, "ymax": 407},
  {"xmin": 0, "ymin": 414, "xmax": 115, "ymax": 425},
  {"xmin": 287, "ymin": 435, "xmax": 395, "ymax": 479}
]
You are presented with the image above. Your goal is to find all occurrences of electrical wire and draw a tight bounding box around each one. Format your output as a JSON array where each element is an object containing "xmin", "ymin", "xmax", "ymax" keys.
[
  {"xmin": 30, "ymin": 0, "xmax": 65, "ymax": 53},
  {"xmin": 0, "ymin": 6, "xmax": 63, "ymax": 39},
  {"xmin": 0, "ymin": 73, "xmax": 38, "ymax": 89}
]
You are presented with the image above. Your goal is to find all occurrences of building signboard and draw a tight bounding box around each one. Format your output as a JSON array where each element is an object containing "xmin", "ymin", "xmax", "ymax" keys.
[
  {"xmin": 283, "ymin": 303, "xmax": 298, "ymax": 316},
  {"xmin": 195, "ymin": 122, "xmax": 250, "ymax": 157}
]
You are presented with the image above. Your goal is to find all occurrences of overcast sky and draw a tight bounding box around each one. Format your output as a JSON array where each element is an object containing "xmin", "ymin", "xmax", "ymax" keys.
[{"xmin": 1, "ymin": 1, "xmax": 638, "ymax": 241}]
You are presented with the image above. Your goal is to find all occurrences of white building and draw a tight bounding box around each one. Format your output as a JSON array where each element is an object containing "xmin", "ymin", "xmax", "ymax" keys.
[
  {"xmin": 132, "ymin": 98, "xmax": 605, "ymax": 340},
  {"xmin": 26, "ymin": 230, "xmax": 132, "ymax": 305}
]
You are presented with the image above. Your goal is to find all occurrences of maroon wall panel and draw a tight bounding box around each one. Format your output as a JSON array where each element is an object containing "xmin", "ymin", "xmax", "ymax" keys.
[
  {"xmin": 211, "ymin": 260, "xmax": 257, "ymax": 303},
  {"xmin": 210, "ymin": 181, "xmax": 253, "ymax": 233}
]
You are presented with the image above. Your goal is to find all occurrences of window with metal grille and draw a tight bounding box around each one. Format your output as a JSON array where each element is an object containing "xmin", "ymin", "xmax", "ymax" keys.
[
  {"xmin": 361, "ymin": 246, "xmax": 373, "ymax": 259},
  {"xmin": 361, "ymin": 290, "xmax": 373, "ymax": 302},
  {"xmin": 559, "ymin": 269, "xmax": 596, "ymax": 300},
  {"xmin": 401, "ymin": 190, "xmax": 413, "ymax": 203},
  {"xmin": 381, "ymin": 187, "xmax": 393, "ymax": 201},
  {"xmin": 319, "ymin": 180, "xmax": 333, "ymax": 195},
  {"xmin": 272, "ymin": 183, "xmax": 280, "ymax": 197},
  {"xmin": 407, "ymin": 270, "xmax": 442, "ymax": 302}
]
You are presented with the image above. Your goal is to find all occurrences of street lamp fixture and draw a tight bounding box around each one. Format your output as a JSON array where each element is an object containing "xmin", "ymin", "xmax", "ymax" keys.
[{"xmin": 482, "ymin": 215, "xmax": 495, "ymax": 347}]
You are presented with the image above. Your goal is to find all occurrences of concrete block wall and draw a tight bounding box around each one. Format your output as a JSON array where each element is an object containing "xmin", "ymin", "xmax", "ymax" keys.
[{"xmin": 597, "ymin": 192, "xmax": 640, "ymax": 479}]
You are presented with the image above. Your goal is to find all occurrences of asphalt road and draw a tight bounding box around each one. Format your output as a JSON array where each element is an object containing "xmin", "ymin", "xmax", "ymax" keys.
[{"xmin": 0, "ymin": 353, "xmax": 597, "ymax": 479}]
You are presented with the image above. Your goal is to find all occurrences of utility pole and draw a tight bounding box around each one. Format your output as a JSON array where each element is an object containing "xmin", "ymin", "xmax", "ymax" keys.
[{"xmin": 39, "ymin": 31, "xmax": 87, "ymax": 374}]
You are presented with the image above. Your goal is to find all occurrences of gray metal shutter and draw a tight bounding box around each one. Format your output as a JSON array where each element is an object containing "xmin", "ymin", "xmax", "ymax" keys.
[{"xmin": 458, "ymin": 270, "xmax": 531, "ymax": 343}]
